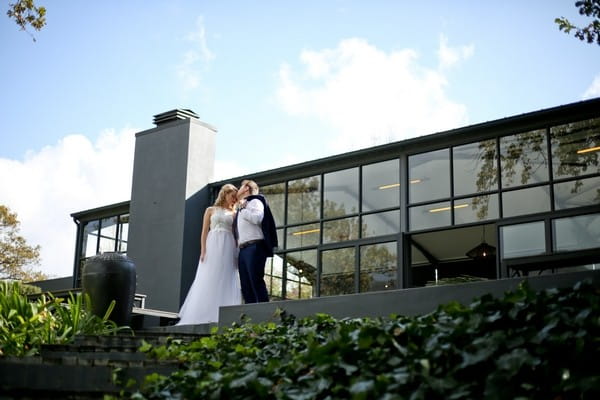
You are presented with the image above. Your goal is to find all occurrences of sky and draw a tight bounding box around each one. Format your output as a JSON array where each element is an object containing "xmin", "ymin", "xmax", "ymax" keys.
[{"xmin": 1, "ymin": 1, "xmax": 599, "ymax": 279}]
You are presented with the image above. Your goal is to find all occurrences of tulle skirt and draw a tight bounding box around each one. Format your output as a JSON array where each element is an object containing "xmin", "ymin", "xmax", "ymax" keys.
[{"xmin": 177, "ymin": 229, "xmax": 241, "ymax": 324}]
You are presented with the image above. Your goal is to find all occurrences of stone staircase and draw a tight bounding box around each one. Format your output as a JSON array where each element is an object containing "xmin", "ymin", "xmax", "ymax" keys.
[{"xmin": 0, "ymin": 329, "xmax": 211, "ymax": 399}]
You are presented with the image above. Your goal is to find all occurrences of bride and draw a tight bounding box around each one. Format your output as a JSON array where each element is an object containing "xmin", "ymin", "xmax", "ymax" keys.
[{"xmin": 177, "ymin": 184, "xmax": 242, "ymax": 325}]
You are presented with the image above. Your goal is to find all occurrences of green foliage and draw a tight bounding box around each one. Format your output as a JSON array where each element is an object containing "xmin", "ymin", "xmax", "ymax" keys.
[
  {"xmin": 130, "ymin": 281, "xmax": 600, "ymax": 399},
  {"xmin": 6, "ymin": 0, "xmax": 46, "ymax": 41},
  {"xmin": 0, "ymin": 204, "xmax": 46, "ymax": 282},
  {"xmin": 0, "ymin": 279, "xmax": 42, "ymax": 295},
  {"xmin": 556, "ymin": 0, "xmax": 600, "ymax": 45},
  {"xmin": 0, "ymin": 280, "xmax": 129, "ymax": 357}
]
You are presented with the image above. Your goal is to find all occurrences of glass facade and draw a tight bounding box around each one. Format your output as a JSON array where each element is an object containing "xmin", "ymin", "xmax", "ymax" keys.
[
  {"xmin": 75, "ymin": 211, "xmax": 129, "ymax": 285},
  {"xmin": 72, "ymin": 101, "xmax": 600, "ymax": 297}
]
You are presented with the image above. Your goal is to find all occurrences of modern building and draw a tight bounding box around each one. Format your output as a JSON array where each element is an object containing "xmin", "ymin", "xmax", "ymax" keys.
[{"xmin": 70, "ymin": 98, "xmax": 600, "ymax": 313}]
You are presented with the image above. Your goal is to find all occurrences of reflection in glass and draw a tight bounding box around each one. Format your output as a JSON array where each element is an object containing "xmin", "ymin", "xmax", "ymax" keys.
[
  {"xmin": 262, "ymin": 183, "xmax": 285, "ymax": 226},
  {"xmin": 323, "ymin": 217, "xmax": 359, "ymax": 244},
  {"xmin": 321, "ymin": 247, "xmax": 355, "ymax": 296},
  {"xmin": 264, "ymin": 256, "xmax": 283, "ymax": 299},
  {"xmin": 554, "ymin": 176, "xmax": 600, "ymax": 210},
  {"xmin": 324, "ymin": 168, "xmax": 358, "ymax": 218},
  {"xmin": 362, "ymin": 210, "xmax": 400, "ymax": 238},
  {"xmin": 117, "ymin": 214, "xmax": 129, "ymax": 252},
  {"xmin": 83, "ymin": 220, "xmax": 100, "ymax": 257},
  {"xmin": 360, "ymin": 242, "xmax": 397, "ymax": 292},
  {"xmin": 454, "ymin": 194, "xmax": 499, "ymax": 224},
  {"xmin": 276, "ymin": 228, "xmax": 284, "ymax": 250},
  {"xmin": 500, "ymin": 130, "xmax": 548, "ymax": 189},
  {"xmin": 551, "ymin": 117, "xmax": 600, "ymax": 180},
  {"xmin": 286, "ymin": 223, "xmax": 320, "ymax": 249},
  {"xmin": 409, "ymin": 201, "xmax": 451, "ymax": 231},
  {"xmin": 285, "ymin": 250, "xmax": 317, "ymax": 299},
  {"xmin": 553, "ymin": 213, "xmax": 600, "ymax": 252},
  {"xmin": 99, "ymin": 216, "xmax": 117, "ymax": 253},
  {"xmin": 287, "ymin": 176, "xmax": 320, "ymax": 224},
  {"xmin": 453, "ymin": 139, "xmax": 497, "ymax": 196},
  {"xmin": 362, "ymin": 159, "xmax": 400, "ymax": 212},
  {"xmin": 502, "ymin": 186, "xmax": 551, "ymax": 218},
  {"xmin": 501, "ymin": 221, "xmax": 546, "ymax": 259},
  {"xmin": 408, "ymin": 149, "xmax": 450, "ymax": 203}
]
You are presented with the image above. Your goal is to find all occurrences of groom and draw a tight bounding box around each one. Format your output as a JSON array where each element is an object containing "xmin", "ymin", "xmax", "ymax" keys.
[{"xmin": 234, "ymin": 180, "xmax": 278, "ymax": 303}]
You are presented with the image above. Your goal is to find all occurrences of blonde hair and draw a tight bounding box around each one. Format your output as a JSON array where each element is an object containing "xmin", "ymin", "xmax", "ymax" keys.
[
  {"xmin": 242, "ymin": 179, "xmax": 259, "ymax": 195},
  {"xmin": 213, "ymin": 184, "xmax": 237, "ymax": 208}
]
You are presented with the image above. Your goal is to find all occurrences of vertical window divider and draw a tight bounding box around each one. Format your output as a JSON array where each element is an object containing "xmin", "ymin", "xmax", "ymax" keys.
[{"xmin": 449, "ymin": 146, "xmax": 455, "ymax": 225}]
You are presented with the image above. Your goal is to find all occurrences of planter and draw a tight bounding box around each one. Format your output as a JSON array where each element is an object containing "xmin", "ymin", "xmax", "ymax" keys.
[{"xmin": 82, "ymin": 252, "xmax": 136, "ymax": 326}]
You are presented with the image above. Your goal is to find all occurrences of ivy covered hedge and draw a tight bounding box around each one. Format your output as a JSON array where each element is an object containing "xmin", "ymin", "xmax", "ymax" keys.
[{"xmin": 134, "ymin": 281, "xmax": 599, "ymax": 399}]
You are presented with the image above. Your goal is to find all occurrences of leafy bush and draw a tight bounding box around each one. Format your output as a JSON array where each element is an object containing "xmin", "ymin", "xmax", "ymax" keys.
[
  {"xmin": 133, "ymin": 281, "xmax": 599, "ymax": 399},
  {"xmin": 0, "ymin": 280, "xmax": 129, "ymax": 357}
]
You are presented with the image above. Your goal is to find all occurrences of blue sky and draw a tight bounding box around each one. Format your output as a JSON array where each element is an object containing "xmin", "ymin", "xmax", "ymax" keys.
[{"xmin": 1, "ymin": 1, "xmax": 599, "ymax": 278}]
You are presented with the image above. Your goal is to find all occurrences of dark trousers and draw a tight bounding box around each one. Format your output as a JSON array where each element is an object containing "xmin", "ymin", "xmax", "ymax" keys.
[{"xmin": 238, "ymin": 241, "xmax": 269, "ymax": 303}]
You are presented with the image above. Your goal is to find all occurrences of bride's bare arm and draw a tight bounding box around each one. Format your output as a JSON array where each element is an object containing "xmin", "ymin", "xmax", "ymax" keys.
[{"xmin": 200, "ymin": 207, "xmax": 213, "ymax": 262}]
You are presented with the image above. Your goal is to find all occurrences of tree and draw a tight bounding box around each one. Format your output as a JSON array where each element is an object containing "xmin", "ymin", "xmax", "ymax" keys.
[
  {"xmin": 555, "ymin": 0, "xmax": 600, "ymax": 45},
  {"xmin": 6, "ymin": 0, "xmax": 46, "ymax": 41},
  {"xmin": 0, "ymin": 205, "xmax": 46, "ymax": 282}
]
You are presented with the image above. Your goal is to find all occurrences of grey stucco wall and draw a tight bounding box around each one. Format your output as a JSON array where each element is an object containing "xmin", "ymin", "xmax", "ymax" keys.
[{"xmin": 127, "ymin": 118, "xmax": 216, "ymax": 312}]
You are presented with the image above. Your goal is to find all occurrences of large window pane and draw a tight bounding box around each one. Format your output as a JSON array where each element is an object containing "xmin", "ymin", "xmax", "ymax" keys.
[
  {"xmin": 360, "ymin": 242, "xmax": 397, "ymax": 292},
  {"xmin": 362, "ymin": 159, "xmax": 400, "ymax": 212},
  {"xmin": 453, "ymin": 139, "xmax": 497, "ymax": 196},
  {"xmin": 262, "ymin": 183, "xmax": 285, "ymax": 226},
  {"xmin": 409, "ymin": 149, "xmax": 450, "ymax": 203},
  {"xmin": 362, "ymin": 210, "xmax": 400, "ymax": 238},
  {"xmin": 82, "ymin": 220, "xmax": 100, "ymax": 257},
  {"xmin": 324, "ymin": 168, "xmax": 358, "ymax": 218},
  {"xmin": 285, "ymin": 250, "xmax": 317, "ymax": 299},
  {"xmin": 500, "ymin": 129, "xmax": 549, "ymax": 189},
  {"xmin": 501, "ymin": 221, "xmax": 546, "ymax": 259},
  {"xmin": 321, "ymin": 247, "xmax": 355, "ymax": 296},
  {"xmin": 502, "ymin": 186, "xmax": 551, "ymax": 218},
  {"xmin": 117, "ymin": 214, "xmax": 129, "ymax": 253},
  {"xmin": 287, "ymin": 176, "xmax": 320, "ymax": 224},
  {"xmin": 286, "ymin": 223, "xmax": 319, "ymax": 249},
  {"xmin": 264, "ymin": 256, "xmax": 283, "ymax": 299},
  {"xmin": 454, "ymin": 194, "xmax": 499, "ymax": 224},
  {"xmin": 99, "ymin": 216, "xmax": 117, "ymax": 253},
  {"xmin": 323, "ymin": 217, "xmax": 359, "ymax": 244},
  {"xmin": 553, "ymin": 213, "xmax": 600, "ymax": 252},
  {"xmin": 409, "ymin": 201, "xmax": 451, "ymax": 231},
  {"xmin": 551, "ymin": 117, "xmax": 600, "ymax": 180},
  {"xmin": 554, "ymin": 176, "xmax": 600, "ymax": 210}
]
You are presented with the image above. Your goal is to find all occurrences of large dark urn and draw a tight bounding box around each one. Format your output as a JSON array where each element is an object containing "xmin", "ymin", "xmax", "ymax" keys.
[{"xmin": 82, "ymin": 252, "xmax": 136, "ymax": 326}]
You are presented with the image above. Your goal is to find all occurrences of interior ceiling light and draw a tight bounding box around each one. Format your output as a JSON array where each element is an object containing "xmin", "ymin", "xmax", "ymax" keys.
[
  {"xmin": 378, "ymin": 183, "xmax": 400, "ymax": 190},
  {"xmin": 292, "ymin": 228, "xmax": 320, "ymax": 236},
  {"xmin": 577, "ymin": 145, "xmax": 600, "ymax": 154},
  {"xmin": 428, "ymin": 203, "xmax": 469, "ymax": 213},
  {"xmin": 466, "ymin": 225, "xmax": 496, "ymax": 260}
]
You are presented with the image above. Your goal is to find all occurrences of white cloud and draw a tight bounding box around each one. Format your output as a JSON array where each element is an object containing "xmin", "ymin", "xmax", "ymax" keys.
[
  {"xmin": 0, "ymin": 128, "xmax": 136, "ymax": 278},
  {"xmin": 177, "ymin": 16, "xmax": 214, "ymax": 91},
  {"xmin": 277, "ymin": 37, "xmax": 470, "ymax": 152},
  {"xmin": 437, "ymin": 34, "xmax": 474, "ymax": 69},
  {"xmin": 582, "ymin": 73, "xmax": 600, "ymax": 100}
]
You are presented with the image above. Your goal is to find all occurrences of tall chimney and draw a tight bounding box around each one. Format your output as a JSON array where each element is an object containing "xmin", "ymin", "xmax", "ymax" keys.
[{"xmin": 127, "ymin": 109, "xmax": 216, "ymax": 312}]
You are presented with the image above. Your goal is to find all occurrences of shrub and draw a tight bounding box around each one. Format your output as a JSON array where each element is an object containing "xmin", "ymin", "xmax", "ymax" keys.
[
  {"xmin": 133, "ymin": 280, "xmax": 600, "ymax": 399},
  {"xmin": 0, "ymin": 280, "xmax": 129, "ymax": 357}
]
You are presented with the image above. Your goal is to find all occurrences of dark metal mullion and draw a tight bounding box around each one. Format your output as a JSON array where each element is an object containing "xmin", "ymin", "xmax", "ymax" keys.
[
  {"xmin": 546, "ymin": 127, "xmax": 556, "ymax": 212},
  {"xmin": 399, "ymin": 154, "xmax": 407, "ymax": 288},
  {"xmin": 496, "ymin": 137, "xmax": 504, "ymax": 278},
  {"xmin": 95, "ymin": 219, "xmax": 102, "ymax": 255},
  {"xmin": 449, "ymin": 146, "xmax": 455, "ymax": 225},
  {"xmin": 316, "ymin": 173, "xmax": 324, "ymax": 297},
  {"xmin": 282, "ymin": 181, "xmax": 289, "ymax": 299}
]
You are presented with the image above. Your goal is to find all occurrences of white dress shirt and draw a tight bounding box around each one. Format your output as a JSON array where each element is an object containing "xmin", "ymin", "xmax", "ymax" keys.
[{"xmin": 237, "ymin": 198, "xmax": 264, "ymax": 245}]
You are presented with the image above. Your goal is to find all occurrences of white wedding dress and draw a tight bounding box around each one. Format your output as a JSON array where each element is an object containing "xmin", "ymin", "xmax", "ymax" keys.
[{"xmin": 177, "ymin": 208, "xmax": 242, "ymax": 324}]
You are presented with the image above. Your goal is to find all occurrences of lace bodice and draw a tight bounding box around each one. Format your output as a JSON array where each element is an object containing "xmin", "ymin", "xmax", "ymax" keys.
[{"xmin": 210, "ymin": 207, "xmax": 234, "ymax": 232}]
